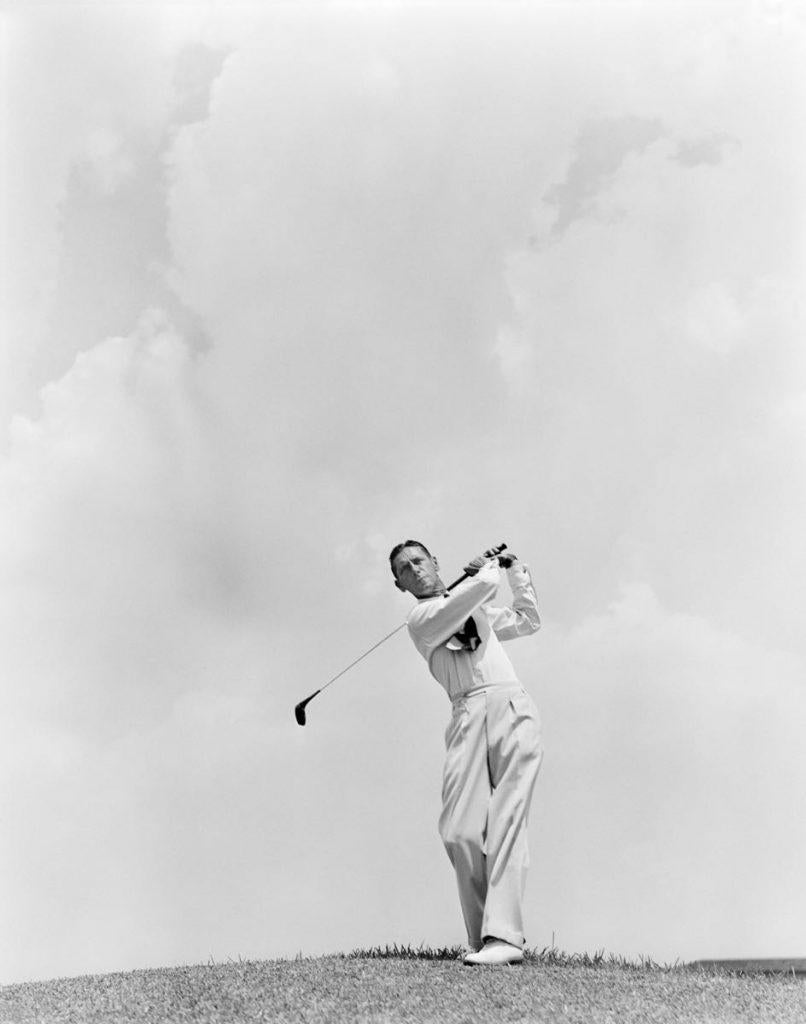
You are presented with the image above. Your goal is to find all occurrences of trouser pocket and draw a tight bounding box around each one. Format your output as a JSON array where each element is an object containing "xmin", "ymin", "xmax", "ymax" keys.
[{"xmin": 508, "ymin": 691, "xmax": 542, "ymax": 760}]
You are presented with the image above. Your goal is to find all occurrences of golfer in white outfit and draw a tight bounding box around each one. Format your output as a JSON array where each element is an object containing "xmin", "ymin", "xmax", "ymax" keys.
[{"xmin": 389, "ymin": 540, "xmax": 543, "ymax": 966}]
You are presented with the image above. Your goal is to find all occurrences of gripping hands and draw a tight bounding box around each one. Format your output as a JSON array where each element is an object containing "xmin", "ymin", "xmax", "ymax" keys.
[{"xmin": 462, "ymin": 545, "xmax": 518, "ymax": 577}]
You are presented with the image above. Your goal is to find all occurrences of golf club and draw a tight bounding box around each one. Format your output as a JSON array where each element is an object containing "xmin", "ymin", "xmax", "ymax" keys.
[{"xmin": 294, "ymin": 542, "xmax": 507, "ymax": 726}]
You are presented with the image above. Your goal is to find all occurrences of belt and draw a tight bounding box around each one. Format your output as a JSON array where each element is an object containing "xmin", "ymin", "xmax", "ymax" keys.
[{"xmin": 451, "ymin": 682, "xmax": 524, "ymax": 704}]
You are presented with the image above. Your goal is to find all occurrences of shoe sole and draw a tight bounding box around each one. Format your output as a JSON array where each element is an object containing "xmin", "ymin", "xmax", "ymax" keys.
[{"xmin": 462, "ymin": 957, "xmax": 523, "ymax": 967}]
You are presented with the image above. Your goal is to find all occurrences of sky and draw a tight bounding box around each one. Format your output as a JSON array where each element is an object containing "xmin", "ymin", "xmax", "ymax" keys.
[{"xmin": 1, "ymin": 0, "xmax": 805, "ymax": 985}]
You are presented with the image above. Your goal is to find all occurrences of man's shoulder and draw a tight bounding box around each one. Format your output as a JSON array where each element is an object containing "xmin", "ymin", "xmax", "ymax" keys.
[
  {"xmin": 408, "ymin": 595, "xmax": 454, "ymax": 637},
  {"xmin": 407, "ymin": 594, "xmax": 443, "ymax": 622}
]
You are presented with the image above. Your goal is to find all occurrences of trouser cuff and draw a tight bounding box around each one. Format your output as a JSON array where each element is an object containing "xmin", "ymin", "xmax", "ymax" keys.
[{"xmin": 482, "ymin": 929, "xmax": 524, "ymax": 948}]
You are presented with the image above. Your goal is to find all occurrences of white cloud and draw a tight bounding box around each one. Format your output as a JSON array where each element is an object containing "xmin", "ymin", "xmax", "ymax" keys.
[
  {"xmin": 530, "ymin": 582, "xmax": 806, "ymax": 961},
  {"xmin": 0, "ymin": 311, "xmax": 245, "ymax": 741},
  {"xmin": 489, "ymin": 47, "xmax": 805, "ymax": 644},
  {"xmin": 0, "ymin": 311, "xmax": 288, "ymax": 982},
  {"xmin": 1, "ymin": 3, "xmax": 227, "ymax": 428}
]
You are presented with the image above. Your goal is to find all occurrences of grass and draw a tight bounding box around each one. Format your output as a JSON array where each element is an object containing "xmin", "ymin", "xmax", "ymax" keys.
[{"xmin": 1, "ymin": 945, "xmax": 804, "ymax": 1024}]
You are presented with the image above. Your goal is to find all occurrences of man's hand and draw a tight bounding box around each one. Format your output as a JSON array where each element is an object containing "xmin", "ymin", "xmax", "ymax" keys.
[
  {"xmin": 462, "ymin": 554, "xmax": 489, "ymax": 577},
  {"xmin": 463, "ymin": 548, "xmax": 518, "ymax": 576}
]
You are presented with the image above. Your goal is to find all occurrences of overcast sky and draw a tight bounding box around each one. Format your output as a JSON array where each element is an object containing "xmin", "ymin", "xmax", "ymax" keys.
[{"xmin": 1, "ymin": 0, "xmax": 805, "ymax": 985}]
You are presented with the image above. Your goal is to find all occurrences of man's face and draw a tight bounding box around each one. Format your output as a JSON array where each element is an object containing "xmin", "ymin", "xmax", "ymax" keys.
[{"xmin": 392, "ymin": 545, "xmax": 443, "ymax": 598}]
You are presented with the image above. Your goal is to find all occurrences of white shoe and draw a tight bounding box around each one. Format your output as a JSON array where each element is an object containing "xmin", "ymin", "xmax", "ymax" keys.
[{"xmin": 463, "ymin": 939, "xmax": 524, "ymax": 966}]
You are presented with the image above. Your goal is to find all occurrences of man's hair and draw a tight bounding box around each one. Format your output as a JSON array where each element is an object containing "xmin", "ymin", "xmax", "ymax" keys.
[{"xmin": 389, "ymin": 539, "xmax": 432, "ymax": 579}]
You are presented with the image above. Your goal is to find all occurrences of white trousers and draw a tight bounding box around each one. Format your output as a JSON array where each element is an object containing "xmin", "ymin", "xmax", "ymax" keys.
[{"xmin": 438, "ymin": 685, "xmax": 543, "ymax": 950}]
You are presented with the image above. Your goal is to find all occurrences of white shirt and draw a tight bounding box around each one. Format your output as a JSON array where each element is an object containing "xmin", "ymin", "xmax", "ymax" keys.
[{"xmin": 406, "ymin": 560, "xmax": 540, "ymax": 701}]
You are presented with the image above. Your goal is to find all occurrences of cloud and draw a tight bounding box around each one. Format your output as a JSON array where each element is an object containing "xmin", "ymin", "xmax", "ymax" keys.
[
  {"xmin": 530, "ymin": 581, "xmax": 806, "ymax": 960},
  {"xmin": 673, "ymin": 131, "xmax": 741, "ymax": 167},
  {"xmin": 0, "ymin": 311, "xmax": 249, "ymax": 742},
  {"xmin": 488, "ymin": 42, "xmax": 805, "ymax": 647},
  {"xmin": 2, "ymin": 4, "xmax": 226, "ymax": 428},
  {"xmin": 172, "ymin": 43, "xmax": 232, "ymax": 125},
  {"xmin": 0, "ymin": 310, "xmax": 293, "ymax": 982},
  {"xmin": 543, "ymin": 115, "xmax": 665, "ymax": 237},
  {"xmin": 162, "ymin": 9, "xmax": 572, "ymax": 578}
]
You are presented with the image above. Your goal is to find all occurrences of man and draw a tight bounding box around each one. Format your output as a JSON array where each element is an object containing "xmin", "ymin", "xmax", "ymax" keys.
[{"xmin": 389, "ymin": 540, "xmax": 543, "ymax": 966}]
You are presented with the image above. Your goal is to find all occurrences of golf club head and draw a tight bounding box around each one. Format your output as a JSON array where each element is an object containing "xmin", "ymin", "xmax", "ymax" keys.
[{"xmin": 294, "ymin": 689, "xmax": 320, "ymax": 727}]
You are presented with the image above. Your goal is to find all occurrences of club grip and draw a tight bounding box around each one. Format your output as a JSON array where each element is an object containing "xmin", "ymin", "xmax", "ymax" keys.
[{"xmin": 447, "ymin": 542, "xmax": 507, "ymax": 591}]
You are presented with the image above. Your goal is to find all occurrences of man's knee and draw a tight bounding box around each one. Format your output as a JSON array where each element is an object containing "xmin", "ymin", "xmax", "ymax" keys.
[{"xmin": 439, "ymin": 817, "xmax": 483, "ymax": 858}]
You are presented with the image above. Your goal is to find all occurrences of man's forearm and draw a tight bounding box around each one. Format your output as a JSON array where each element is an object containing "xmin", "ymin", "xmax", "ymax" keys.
[
  {"xmin": 508, "ymin": 562, "xmax": 540, "ymax": 633},
  {"xmin": 486, "ymin": 562, "xmax": 540, "ymax": 640}
]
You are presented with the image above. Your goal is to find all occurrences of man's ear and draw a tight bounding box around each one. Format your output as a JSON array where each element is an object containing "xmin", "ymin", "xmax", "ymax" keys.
[{"xmin": 394, "ymin": 578, "xmax": 406, "ymax": 592}]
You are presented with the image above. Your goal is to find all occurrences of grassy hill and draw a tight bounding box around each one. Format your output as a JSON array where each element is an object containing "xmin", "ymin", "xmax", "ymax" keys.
[{"xmin": 1, "ymin": 946, "xmax": 804, "ymax": 1024}]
